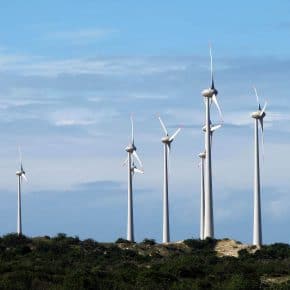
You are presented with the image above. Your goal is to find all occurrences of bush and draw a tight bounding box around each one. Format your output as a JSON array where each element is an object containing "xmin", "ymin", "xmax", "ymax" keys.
[
  {"xmin": 0, "ymin": 234, "xmax": 288, "ymax": 289},
  {"xmin": 255, "ymin": 243, "xmax": 290, "ymax": 259},
  {"xmin": 183, "ymin": 237, "xmax": 217, "ymax": 252},
  {"xmin": 2, "ymin": 233, "xmax": 31, "ymax": 247},
  {"xmin": 115, "ymin": 238, "xmax": 134, "ymax": 244},
  {"xmin": 141, "ymin": 238, "xmax": 156, "ymax": 245}
]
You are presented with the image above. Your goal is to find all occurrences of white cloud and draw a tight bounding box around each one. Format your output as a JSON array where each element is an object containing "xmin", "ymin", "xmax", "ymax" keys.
[
  {"xmin": 0, "ymin": 53, "xmax": 189, "ymax": 77},
  {"xmin": 49, "ymin": 108, "xmax": 118, "ymax": 127},
  {"xmin": 0, "ymin": 99, "xmax": 57, "ymax": 110}
]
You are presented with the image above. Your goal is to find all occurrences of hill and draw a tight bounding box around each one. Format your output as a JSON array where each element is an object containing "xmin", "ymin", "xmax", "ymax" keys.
[{"xmin": 0, "ymin": 233, "xmax": 289, "ymax": 289}]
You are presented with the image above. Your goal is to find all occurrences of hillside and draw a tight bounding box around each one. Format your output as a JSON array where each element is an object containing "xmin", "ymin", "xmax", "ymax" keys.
[{"xmin": 0, "ymin": 234, "xmax": 289, "ymax": 289}]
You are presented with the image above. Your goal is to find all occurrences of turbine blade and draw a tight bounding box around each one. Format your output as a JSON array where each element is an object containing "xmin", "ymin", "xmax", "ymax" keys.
[
  {"xmin": 209, "ymin": 44, "xmax": 214, "ymax": 89},
  {"xmin": 259, "ymin": 118, "xmax": 265, "ymax": 159},
  {"xmin": 158, "ymin": 116, "xmax": 168, "ymax": 135},
  {"xmin": 253, "ymin": 86, "xmax": 261, "ymax": 109},
  {"xmin": 130, "ymin": 115, "xmax": 134, "ymax": 144},
  {"xmin": 211, "ymin": 124, "xmax": 222, "ymax": 132},
  {"xmin": 169, "ymin": 128, "xmax": 181, "ymax": 141},
  {"xmin": 22, "ymin": 174, "xmax": 28, "ymax": 182},
  {"xmin": 18, "ymin": 145, "xmax": 22, "ymax": 168},
  {"xmin": 133, "ymin": 168, "xmax": 144, "ymax": 174},
  {"xmin": 133, "ymin": 151, "xmax": 143, "ymax": 168},
  {"xmin": 122, "ymin": 157, "xmax": 128, "ymax": 167},
  {"xmin": 167, "ymin": 142, "xmax": 171, "ymax": 154},
  {"xmin": 212, "ymin": 94, "xmax": 223, "ymax": 122},
  {"xmin": 260, "ymin": 101, "xmax": 268, "ymax": 116}
]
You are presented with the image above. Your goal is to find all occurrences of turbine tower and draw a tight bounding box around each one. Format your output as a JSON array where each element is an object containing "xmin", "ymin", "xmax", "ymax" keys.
[
  {"xmin": 201, "ymin": 45, "xmax": 223, "ymax": 239},
  {"xmin": 199, "ymin": 124, "xmax": 221, "ymax": 240},
  {"xmin": 123, "ymin": 116, "xmax": 143, "ymax": 242},
  {"xmin": 16, "ymin": 147, "xmax": 27, "ymax": 236},
  {"xmin": 158, "ymin": 116, "xmax": 181, "ymax": 243},
  {"xmin": 198, "ymin": 124, "xmax": 222, "ymax": 240},
  {"xmin": 251, "ymin": 87, "xmax": 267, "ymax": 248},
  {"xmin": 198, "ymin": 151, "xmax": 206, "ymax": 240}
]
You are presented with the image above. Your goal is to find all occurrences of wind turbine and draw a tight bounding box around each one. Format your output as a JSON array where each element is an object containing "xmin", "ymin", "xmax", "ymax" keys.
[
  {"xmin": 123, "ymin": 116, "xmax": 143, "ymax": 242},
  {"xmin": 201, "ymin": 45, "xmax": 223, "ymax": 239},
  {"xmin": 251, "ymin": 87, "xmax": 267, "ymax": 248},
  {"xmin": 16, "ymin": 147, "xmax": 27, "ymax": 236},
  {"xmin": 158, "ymin": 116, "xmax": 181, "ymax": 243}
]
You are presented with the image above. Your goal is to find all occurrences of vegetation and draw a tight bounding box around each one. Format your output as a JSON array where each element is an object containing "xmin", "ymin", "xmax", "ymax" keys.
[{"xmin": 0, "ymin": 233, "xmax": 289, "ymax": 289}]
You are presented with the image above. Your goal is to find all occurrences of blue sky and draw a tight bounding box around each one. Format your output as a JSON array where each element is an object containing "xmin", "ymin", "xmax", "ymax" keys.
[{"xmin": 0, "ymin": 0, "xmax": 289, "ymax": 244}]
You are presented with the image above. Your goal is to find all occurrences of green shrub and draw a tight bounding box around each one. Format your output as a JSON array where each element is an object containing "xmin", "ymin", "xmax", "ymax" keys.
[
  {"xmin": 141, "ymin": 238, "xmax": 156, "ymax": 245},
  {"xmin": 115, "ymin": 238, "xmax": 134, "ymax": 244}
]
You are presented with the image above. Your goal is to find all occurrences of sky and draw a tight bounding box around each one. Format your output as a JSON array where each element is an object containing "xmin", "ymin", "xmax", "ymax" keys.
[{"xmin": 0, "ymin": 0, "xmax": 289, "ymax": 244}]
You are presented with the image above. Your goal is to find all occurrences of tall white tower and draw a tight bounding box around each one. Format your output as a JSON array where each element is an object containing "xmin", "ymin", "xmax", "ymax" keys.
[
  {"xmin": 201, "ymin": 46, "xmax": 223, "ymax": 239},
  {"xmin": 198, "ymin": 152, "xmax": 206, "ymax": 240},
  {"xmin": 251, "ymin": 87, "xmax": 267, "ymax": 248},
  {"xmin": 123, "ymin": 117, "xmax": 143, "ymax": 242},
  {"xmin": 158, "ymin": 116, "xmax": 181, "ymax": 243},
  {"xmin": 16, "ymin": 147, "xmax": 27, "ymax": 236}
]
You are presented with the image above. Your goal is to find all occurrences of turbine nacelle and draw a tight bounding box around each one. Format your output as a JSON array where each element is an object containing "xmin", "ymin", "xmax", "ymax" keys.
[
  {"xmin": 201, "ymin": 88, "xmax": 218, "ymax": 98},
  {"xmin": 16, "ymin": 170, "xmax": 23, "ymax": 176},
  {"xmin": 125, "ymin": 143, "xmax": 136, "ymax": 153},
  {"xmin": 251, "ymin": 111, "xmax": 266, "ymax": 119},
  {"xmin": 161, "ymin": 136, "xmax": 172, "ymax": 144},
  {"xmin": 16, "ymin": 169, "xmax": 27, "ymax": 180},
  {"xmin": 198, "ymin": 152, "xmax": 206, "ymax": 159}
]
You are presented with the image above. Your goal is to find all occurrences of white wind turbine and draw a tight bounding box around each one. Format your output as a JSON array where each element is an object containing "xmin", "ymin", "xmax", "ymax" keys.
[
  {"xmin": 123, "ymin": 116, "xmax": 144, "ymax": 242},
  {"xmin": 201, "ymin": 45, "xmax": 223, "ymax": 239},
  {"xmin": 158, "ymin": 116, "xmax": 181, "ymax": 243},
  {"xmin": 251, "ymin": 87, "xmax": 267, "ymax": 248},
  {"xmin": 16, "ymin": 147, "xmax": 27, "ymax": 236}
]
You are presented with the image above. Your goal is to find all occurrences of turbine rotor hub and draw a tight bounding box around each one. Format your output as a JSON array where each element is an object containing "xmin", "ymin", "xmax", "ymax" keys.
[
  {"xmin": 125, "ymin": 144, "xmax": 135, "ymax": 153},
  {"xmin": 251, "ymin": 111, "xmax": 266, "ymax": 119},
  {"xmin": 198, "ymin": 152, "xmax": 206, "ymax": 158},
  {"xmin": 161, "ymin": 136, "xmax": 171, "ymax": 144},
  {"xmin": 203, "ymin": 124, "xmax": 217, "ymax": 132},
  {"xmin": 202, "ymin": 88, "xmax": 218, "ymax": 98}
]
